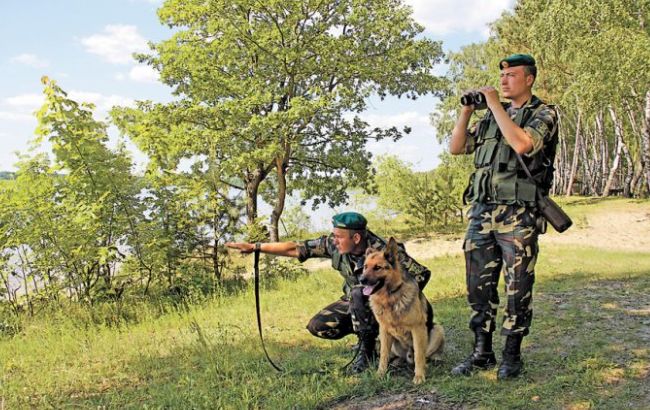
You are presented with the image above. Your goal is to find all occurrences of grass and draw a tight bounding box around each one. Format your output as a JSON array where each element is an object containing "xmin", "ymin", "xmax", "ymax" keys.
[{"xmin": 1, "ymin": 198, "xmax": 649, "ymax": 409}]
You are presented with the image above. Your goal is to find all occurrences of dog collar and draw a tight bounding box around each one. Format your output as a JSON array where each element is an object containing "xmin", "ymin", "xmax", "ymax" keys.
[{"xmin": 387, "ymin": 283, "xmax": 403, "ymax": 295}]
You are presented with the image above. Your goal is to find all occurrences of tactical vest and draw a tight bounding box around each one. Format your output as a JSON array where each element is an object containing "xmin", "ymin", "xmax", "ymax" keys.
[{"xmin": 464, "ymin": 97, "xmax": 558, "ymax": 206}]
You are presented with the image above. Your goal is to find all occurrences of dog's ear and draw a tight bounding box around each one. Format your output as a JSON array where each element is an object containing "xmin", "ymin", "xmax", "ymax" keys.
[
  {"xmin": 365, "ymin": 247, "xmax": 375, "ymax": 256},
  {"xmin": 383, "ymin": 237, "xmax": 400, "ymax": 267}
]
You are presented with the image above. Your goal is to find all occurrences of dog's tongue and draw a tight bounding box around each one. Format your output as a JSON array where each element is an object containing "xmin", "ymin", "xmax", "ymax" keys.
[{"xmin": 362, "ymin": 285, "xmax": 376, "ymax": 296}]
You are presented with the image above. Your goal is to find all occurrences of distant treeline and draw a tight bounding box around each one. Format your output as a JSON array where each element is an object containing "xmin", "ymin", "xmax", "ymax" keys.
[
  {"xmin": 0, "ymin": 171, "xmax": 15, "ymax": 180},
  {"xmin": 433, "ymin": 0, "xmax": 650, "ymax": 198}
]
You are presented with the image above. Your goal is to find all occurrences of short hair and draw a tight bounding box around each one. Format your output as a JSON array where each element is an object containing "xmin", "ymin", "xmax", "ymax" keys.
[
  {"xmin": 523, "ymin": 65, "xmax": 537, "ymax": 79},
  {"xmin": 348, "ymin": 229, "xmax": 367, "ymax": 242}
]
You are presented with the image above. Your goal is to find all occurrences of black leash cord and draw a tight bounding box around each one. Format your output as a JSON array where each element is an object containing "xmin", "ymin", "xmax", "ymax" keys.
[
  {"xmin": 254, "ymin": 248, "xmax": 284, "ymax": 372},
  {"xmin": 253, "ymin": 248, "xmax": 361, "ymax": 374}
]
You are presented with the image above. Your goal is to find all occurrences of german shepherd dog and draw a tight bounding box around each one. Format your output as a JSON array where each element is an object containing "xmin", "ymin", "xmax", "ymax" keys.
[{"xmin": 360, "ymin": 237, "xmax": 445, "ymax": 384}]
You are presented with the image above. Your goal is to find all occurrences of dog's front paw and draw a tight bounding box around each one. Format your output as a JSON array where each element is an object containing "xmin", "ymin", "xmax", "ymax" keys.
[
  {"xmin": 377, "ymin": 365, "xmax": 388, "ymax": 377},
  {"xmin": 412, "ymin": 373, "xmax": 425, "ymax": 385}
]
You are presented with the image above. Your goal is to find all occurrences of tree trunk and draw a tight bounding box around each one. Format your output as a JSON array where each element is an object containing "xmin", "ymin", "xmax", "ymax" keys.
[
  {"xmin": 631, "ymin": 159, "xmax": 645, "ymax": 196},
  {"xmin": 603, "ymin": 107, "xmax": 625, "ymax": 196},
  {"xmin": 621, "ymin": 138, "xmax": 634, "ymax": 198},
  {"xmin": 588, "ymin": 129, "xmax": 600, "ymax": 195},
  {"xmin": 245, "ymin": 172, "xmax": 262, "ymax": 225},
  {"xmin": 580, "ymin": 129, "xmax": 595, "ymax": 195},
  {"xmin": 269, "ymin": 153, "xmax": 289, "ymax": 242},
  {"xmin": 595, "ymin": 111, "xmax": 607, "ymax": 195},
  {"xmin": 565, "ymin": 109, "xmax": 581, "ymax": 196},
  {"xmin": 0, "ymin": 270, "xmax": 20, "ymax": 315},
  {"xmin": 244, "ymin": 163, "xmax": 273, "ymax": 239},
  {"xmin": 17, "ymin": 247, "xmax": 33, "ymax": 315},
  {"xmin": 553, "ymin": 109, "xmax": 568, "ymax": 195},
  {"xmin": 641, "ymin": 90, "xmax": 650, "ymax": 195},
  {"xmin": 212, "ymin": 206, "xmax": 222, "ymax": 282}
]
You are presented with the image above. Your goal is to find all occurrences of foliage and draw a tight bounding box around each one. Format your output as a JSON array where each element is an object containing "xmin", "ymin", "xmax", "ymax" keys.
[
  {"xmin": 0, "ymin": 77, "xmax": 140, "ymax": 307},
  {"xmin": 372, "ymin": 154, "xmax": 472, "ymax": 231},
  {"xmin": 113, "ymin": 0, "xmax": 446, "ymax": 241},
  {"xmin": 278, "ymin": 204, "xmax": 312, "ymax": 240}
]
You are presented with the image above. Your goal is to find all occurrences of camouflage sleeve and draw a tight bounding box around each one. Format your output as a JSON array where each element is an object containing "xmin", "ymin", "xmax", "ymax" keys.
[
  {"xmin": 525, "ymin": 104, "xmax": 558, "ymax": 157},
  {"xmin": 397, "ymin": 246, "xmax": 431, "ymax": 290},
  {"xmin": 465, "ymin": 111, "xmax": 492, "ymax": 154},
  {"xmin": 295, "ymin": 235, "xmax": 335, "ymax": 262},
  {"xmin": 464, "ymin": 121, "xmax": 479, "ymax": 154}
]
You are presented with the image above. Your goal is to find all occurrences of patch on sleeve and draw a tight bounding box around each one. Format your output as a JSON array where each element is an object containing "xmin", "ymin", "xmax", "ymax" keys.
[
  {"xmin": 524, "ymin": 106, "xmax": 558, "ymax": 156},
  {"xmin": 297, "ymin": 236, "xmax": 331, "ymax": 261}
]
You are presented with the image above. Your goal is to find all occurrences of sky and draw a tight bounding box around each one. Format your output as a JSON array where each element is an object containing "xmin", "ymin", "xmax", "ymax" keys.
[{"xmin": 0, "ymin": 0, "xmax": 515, "ymax": 227}]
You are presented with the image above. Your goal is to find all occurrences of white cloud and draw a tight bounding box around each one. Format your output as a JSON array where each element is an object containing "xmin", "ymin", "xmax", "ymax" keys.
[
  {"xmin": 10, "ymin": 53, "xmax": 50, "ymax": 68},
  {"xmin": 404, "ymin": 0, "xmax": 515, "ymax": 37},
  {"xmin": 4, "ymin": 94, "xmax": 44, "ymax": 109},
  {"xmin": 366, "ymin": 138, "xmax": 442, "ymax": 171},
  {"xmin": 4, "ymin": 91, "xmax": 134, "ymax": 113},
  {"xmin": 68, "ymin": 91, "xmax": 135, "ymax": 111},
  {"xmin": 358, "ymin": 109, "xmax": 441, "ymax": 170},
  {"xmin": 361, "ymin": 111, "xmax": 430, "ymax": 130},
  {"xmin": 81, "ymin": 25, "xmax": 149, "ymax": 64},
  {"xmin": 128, "ymin": 65, "xmax": 159, "ymax": 83},
  {"xmin": 0, "ymin": 111, "xmax": 34, "ymax": 122}
]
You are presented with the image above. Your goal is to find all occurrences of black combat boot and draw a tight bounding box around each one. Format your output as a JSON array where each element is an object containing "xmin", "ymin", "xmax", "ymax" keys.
[
  {"xmin": 451, "ymin": 331, "xmax": 497, "ymax": 376},
  {"xmin": 347, "ymin": 331, "xmax": 378, "ymax": 374},
  {"xmin": 497, "ymin": 334, "xmax": 524, "ymax": 380}
]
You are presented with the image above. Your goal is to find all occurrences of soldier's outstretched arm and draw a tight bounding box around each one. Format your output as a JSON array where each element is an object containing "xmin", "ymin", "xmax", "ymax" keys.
[{"xmin": 225, "ymin": 241, "xmax": 300, "ymax": 258}]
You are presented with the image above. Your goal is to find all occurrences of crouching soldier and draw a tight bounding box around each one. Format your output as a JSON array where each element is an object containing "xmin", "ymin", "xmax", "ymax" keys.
[{"xmin": 226, "ymin": 211, "xmax": 430, "ymax": 373}]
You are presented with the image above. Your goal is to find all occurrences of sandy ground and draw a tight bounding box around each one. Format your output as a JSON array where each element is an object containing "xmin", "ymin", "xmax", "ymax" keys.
[
  {"xmin": 407, "ymin": 207, "xmax": 650, "ymax": 261},
  {"xmin": 302, "ymin": 207, "xmax": 650, "ymax": 272},
  {"xmin": 386, "ymin": 207, "xmax": 650, "ymax": 262}
]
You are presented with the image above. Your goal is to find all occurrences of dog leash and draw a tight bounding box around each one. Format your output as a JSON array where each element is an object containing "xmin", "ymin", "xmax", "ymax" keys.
[
  {"xmin": 253, "ymin": 247, "xmax": 360, "ymax": 373},
  {"xmin": 254, "ymin": 247, "xmax": 284, "ymax": 372}
]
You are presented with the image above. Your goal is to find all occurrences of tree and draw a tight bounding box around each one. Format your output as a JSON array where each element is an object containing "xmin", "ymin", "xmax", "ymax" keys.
[
  {"xmin": 114, "ymin": 0, "xmax": 446, "ymax": 241},
  {"xmin": 431, "ymin": 153, "xmax": 473, "ymax": 225},
  {"xmin": 4, "ymin": 77, "xmax": 141, "ymax": 304},
  {"xmin": 374, "ymin": 155, "xmax": 441, "ymax": 230}
]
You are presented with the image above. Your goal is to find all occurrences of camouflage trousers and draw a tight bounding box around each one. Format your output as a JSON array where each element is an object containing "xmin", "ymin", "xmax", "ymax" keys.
[
  {"xmin": 463, "ymin": 203, "xmax": 539, "ymax": 336},
  {"xmin": 306, "ymin": 286, "xmax": 378, "ymax": 339}
]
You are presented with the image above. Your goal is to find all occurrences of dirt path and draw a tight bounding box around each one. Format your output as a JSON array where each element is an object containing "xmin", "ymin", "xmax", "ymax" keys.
[
  {"xmin": 323, "ymin": 390, "xmax": 467, "ymax": 410},
  {"xmin": 402, "ymin": 207, "xmax": 650, "ymax": 261}
]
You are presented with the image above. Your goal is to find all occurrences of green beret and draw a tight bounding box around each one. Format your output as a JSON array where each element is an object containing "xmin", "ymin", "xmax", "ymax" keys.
[
  {"xmin": 332, "ymin": 212, "xmax": 367, "ymax": 230},
  {"xmin": 499, "ymin": 53, "xmax": 536, "ymax": 69}
]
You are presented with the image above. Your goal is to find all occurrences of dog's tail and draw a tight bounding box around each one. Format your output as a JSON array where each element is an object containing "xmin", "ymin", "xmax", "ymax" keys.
[{"xmin": 427, "ymin": 324, "xmax": 445, "ymax": 360}]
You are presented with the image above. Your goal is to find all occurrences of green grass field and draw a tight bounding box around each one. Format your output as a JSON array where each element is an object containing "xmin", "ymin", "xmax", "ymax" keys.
[{"xmin": 1, "ymin": 198, "xmax": 649, "ymax": 409}]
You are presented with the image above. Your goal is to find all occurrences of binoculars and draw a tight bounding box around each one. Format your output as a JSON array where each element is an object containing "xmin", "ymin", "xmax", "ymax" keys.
[{"xmin": 460, "ymin": 91, "xmax": 487, "ymax": 110}]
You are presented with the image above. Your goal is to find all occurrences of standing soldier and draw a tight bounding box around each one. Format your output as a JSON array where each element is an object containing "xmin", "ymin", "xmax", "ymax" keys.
[
  {"xmin": 226, "ymin": 211, "xmax": 431, "ymax": 374},
  {"xmin": 449, "ymin": 54, "xmax": 559, "ymax": 379}
]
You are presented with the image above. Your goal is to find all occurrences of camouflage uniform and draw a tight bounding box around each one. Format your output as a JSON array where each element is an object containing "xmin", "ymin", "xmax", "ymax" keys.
[
  {"xmin": 462, "ymin": 95, "xmax": 558, "ymax": 337},
  {"xmin": 296, "ymin": 231, "xmax": 431, "ymax": 339}
]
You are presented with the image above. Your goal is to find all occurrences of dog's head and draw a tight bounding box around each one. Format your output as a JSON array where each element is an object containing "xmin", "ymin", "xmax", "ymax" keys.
[{"xmin": 360, "ymin": 237, "xmax": 403, "ymax": 296}]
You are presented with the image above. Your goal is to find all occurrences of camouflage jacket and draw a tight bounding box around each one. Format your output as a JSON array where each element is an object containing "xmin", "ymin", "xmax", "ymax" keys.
[{"xmin": 296, "ymin": 230, "xmax": 431, "ymax": 297}]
